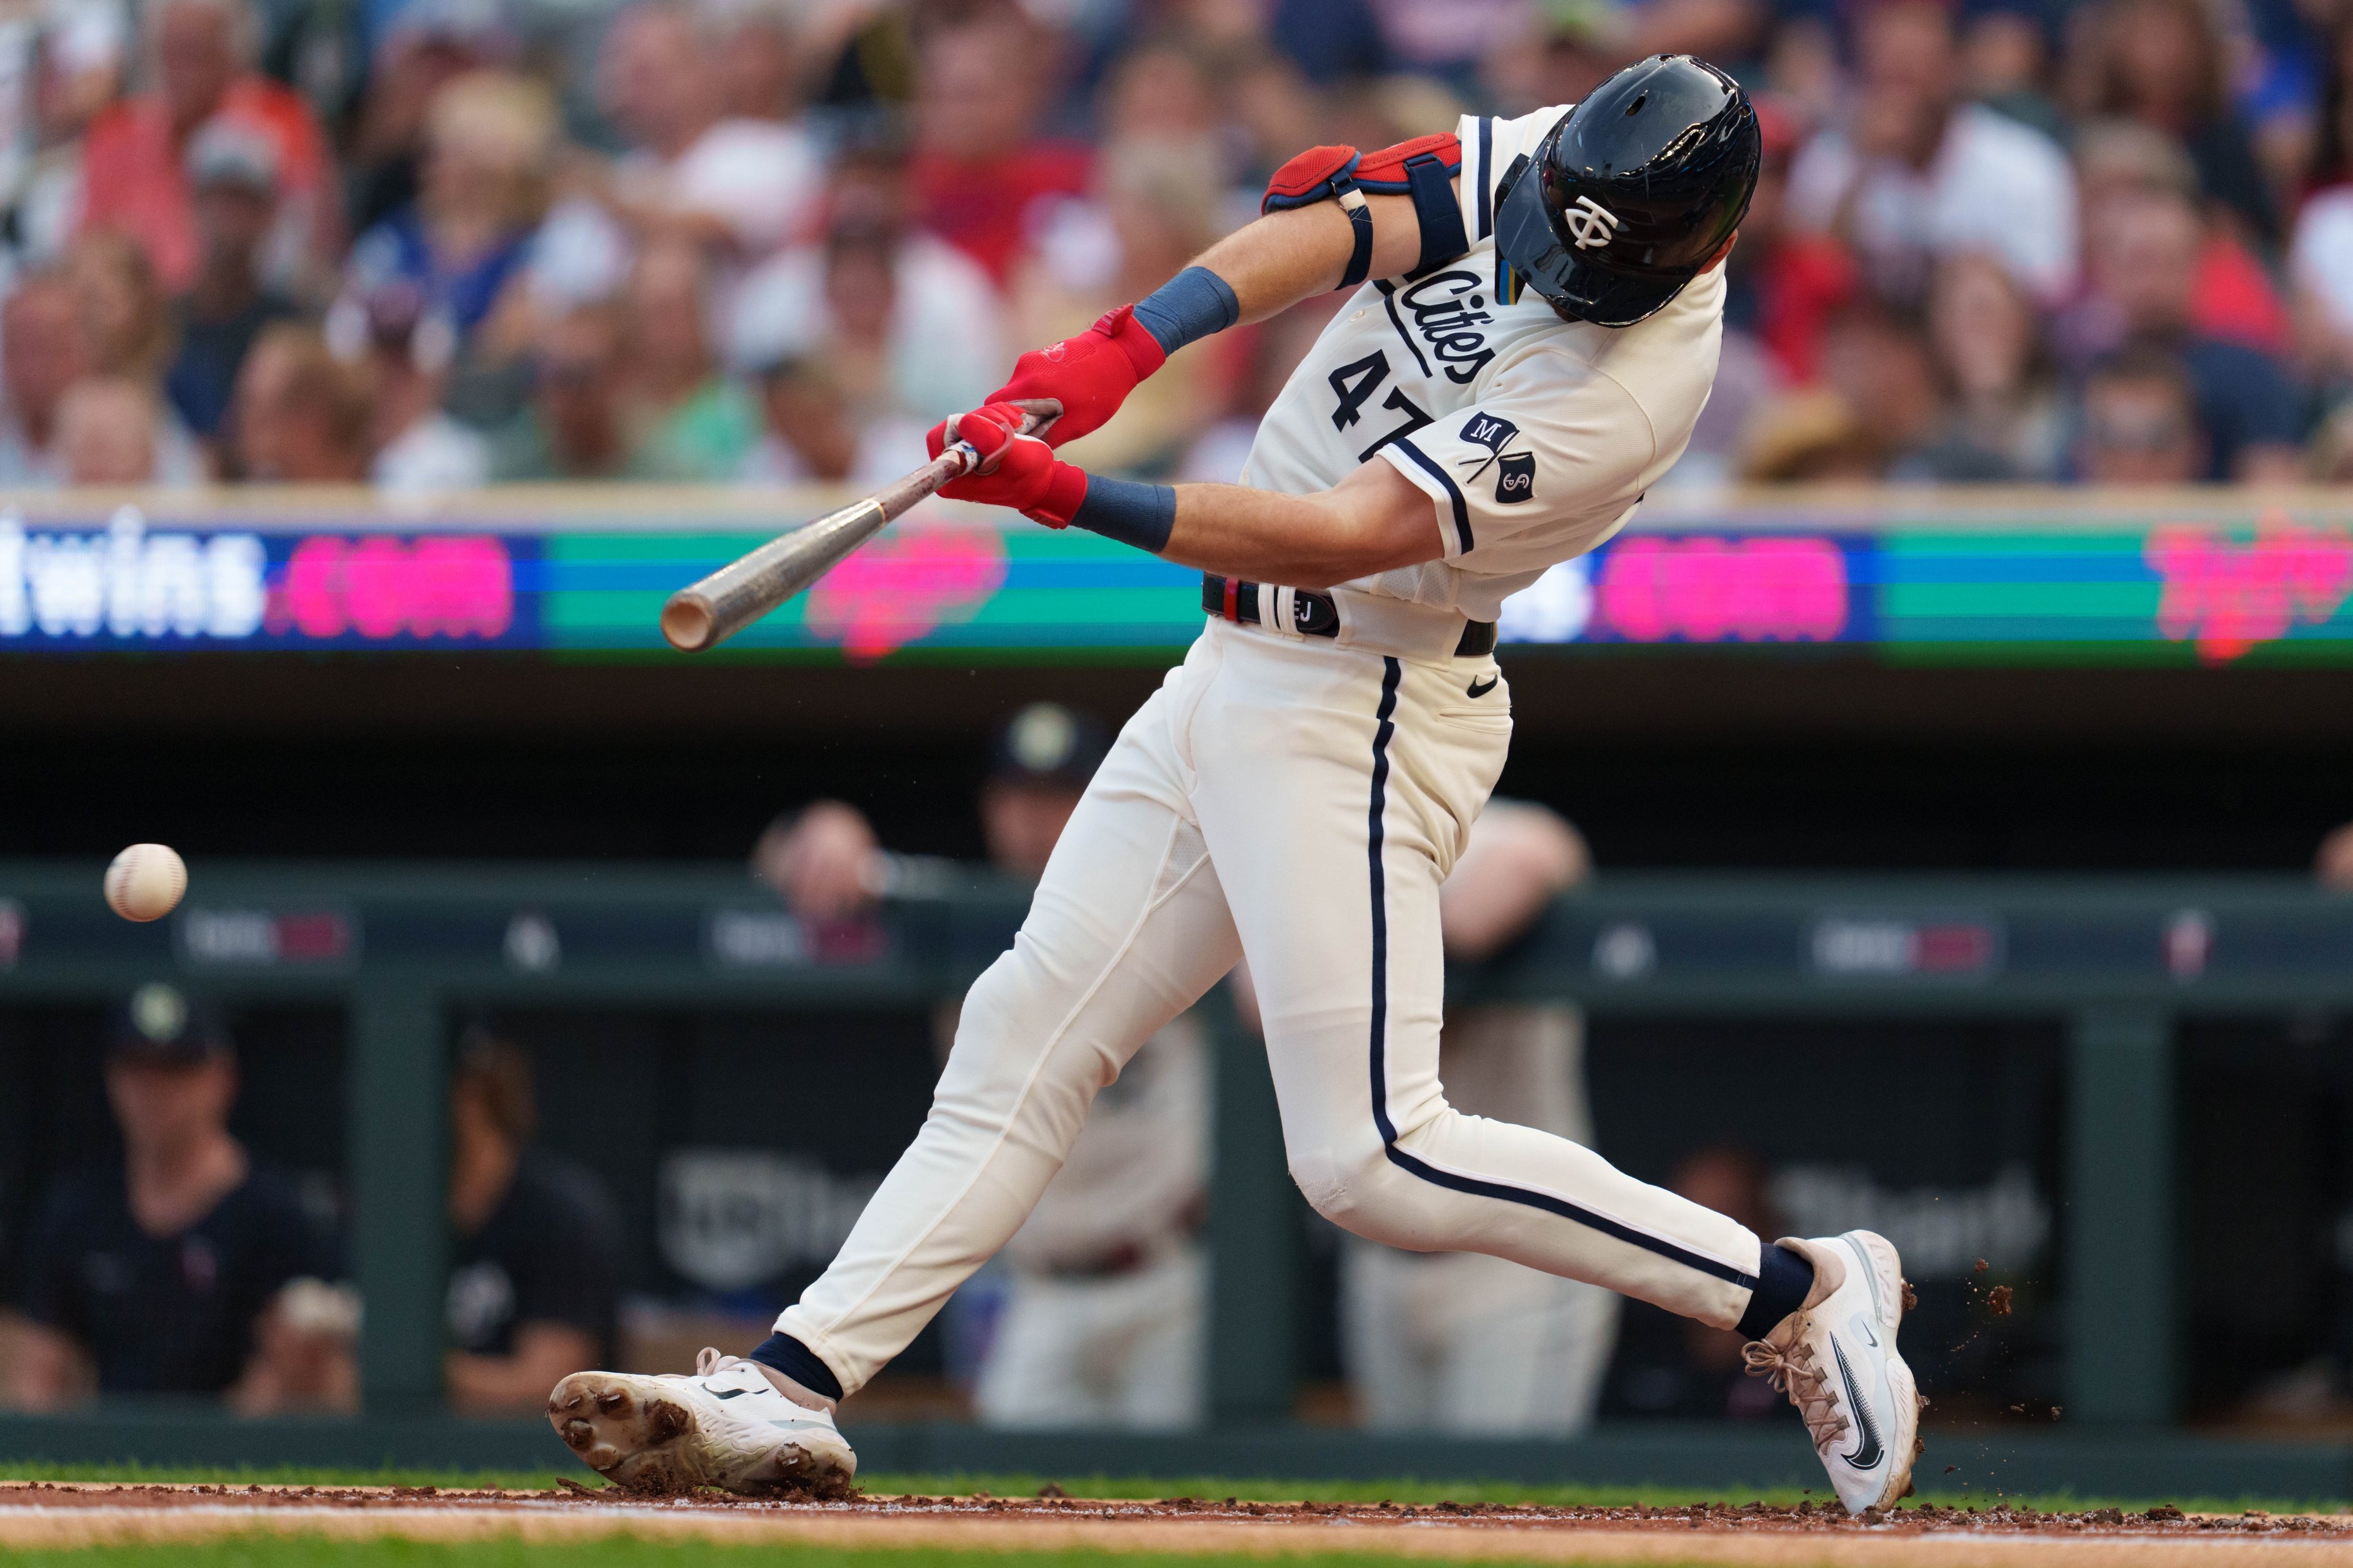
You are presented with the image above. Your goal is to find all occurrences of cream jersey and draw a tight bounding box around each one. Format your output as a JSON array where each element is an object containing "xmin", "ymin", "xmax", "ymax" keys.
[{"xmin": 1241, "ymin": 106, "xmax": 1727, "ymax": 624}]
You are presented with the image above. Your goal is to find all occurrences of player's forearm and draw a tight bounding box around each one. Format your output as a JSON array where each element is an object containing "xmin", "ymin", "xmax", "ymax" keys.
[
  {"xmin": 1160, "ymin": 462, "xmax": 1444, "ymax": 589},
  {"xmin": 1188, "ymin": 193, "xmax": 1429, "ymax": 325}
]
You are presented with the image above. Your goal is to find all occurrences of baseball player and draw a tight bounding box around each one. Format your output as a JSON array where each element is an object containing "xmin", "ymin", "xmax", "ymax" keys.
[{"xmin": 550, "ymin": 55, "xmax": 1922, "ymax": 1513}]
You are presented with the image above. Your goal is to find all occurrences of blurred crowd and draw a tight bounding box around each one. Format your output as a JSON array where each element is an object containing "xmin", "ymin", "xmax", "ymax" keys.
[{"xmin": 0, "ymin": 0, "xmax": 2347, "ymax": 493}]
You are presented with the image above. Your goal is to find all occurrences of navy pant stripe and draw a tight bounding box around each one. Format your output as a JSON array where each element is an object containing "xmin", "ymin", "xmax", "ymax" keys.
[
  {"xmin": 1363, "ymin": 656, "xmax": 1760, "ymax": 1292},
  {"xmin": 1367, "ymin": 656, "xmax": 1403, "ymax": 1145}
]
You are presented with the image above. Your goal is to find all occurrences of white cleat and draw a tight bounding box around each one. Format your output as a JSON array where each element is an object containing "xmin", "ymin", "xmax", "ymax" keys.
[
  {"xmin": 1743, "ymin": 1230, "xmax": 1923, "ymax": 1515},
  {"xmin": 547, "ymin": 1348, "xmax": 857, "ymax": 1498}
]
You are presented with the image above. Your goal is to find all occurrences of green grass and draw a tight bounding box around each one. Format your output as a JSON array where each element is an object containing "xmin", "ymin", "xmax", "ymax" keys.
[{"xmin": 1, "ymin": 1461, "xmax": 2343, "ymax": 1517}]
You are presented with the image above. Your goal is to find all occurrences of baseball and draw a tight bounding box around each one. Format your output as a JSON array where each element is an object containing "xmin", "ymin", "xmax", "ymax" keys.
[{"xmin": 105, "ymin": 843, "xmax": 187, "ymax": 923}]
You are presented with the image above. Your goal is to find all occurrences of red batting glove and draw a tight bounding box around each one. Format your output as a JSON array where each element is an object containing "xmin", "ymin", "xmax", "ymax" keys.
[
  {"xmin": 985, "ymin": 305, "xmax": 1167, "ymax": 446},
  {"xmin": 929, "ymin": 403, "xmax": 1090, "ymax": 528}
]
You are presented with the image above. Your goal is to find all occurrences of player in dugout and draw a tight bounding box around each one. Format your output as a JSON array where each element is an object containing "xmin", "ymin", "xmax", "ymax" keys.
[
  {"xmin": 550, "ymin": 56, "xmax": 1921, "ymax": 1513},
  {"xmin": 4, "ymin": 986, "xmax": 351, "ymax": 1411},
  {"xmin": 756, "ymin": 704, "xmax": 1210, "ymax": 1431},
  {"xmin": 443, "ymin": 1033, "xmax": 625, "ymax": 1413}
]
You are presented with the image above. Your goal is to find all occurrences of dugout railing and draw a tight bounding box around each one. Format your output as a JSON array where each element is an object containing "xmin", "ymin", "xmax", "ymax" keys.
[{"xmin": 0, "ymin": 859, "xmax": 2347, "ymax": 1495}]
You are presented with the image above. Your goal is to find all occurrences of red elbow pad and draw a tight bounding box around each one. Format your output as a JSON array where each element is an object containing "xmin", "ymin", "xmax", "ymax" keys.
[
  {"xmin": 1263, "ymin": 145, "xmax": 1361, "ymax": 213},
  {"xmin": 1260, "ymin": 133, "xmax": 1462, "ymax": 213}
]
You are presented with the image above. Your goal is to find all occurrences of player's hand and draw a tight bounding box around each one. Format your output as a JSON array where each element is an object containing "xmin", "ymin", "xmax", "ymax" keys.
[
  {"xmin": 984, "ymin": 305, "xmax": 1166, "ymax": 446},
  {"xmin": 930, "ymin": 403, "xmax": 1090, "ymax": 528}
]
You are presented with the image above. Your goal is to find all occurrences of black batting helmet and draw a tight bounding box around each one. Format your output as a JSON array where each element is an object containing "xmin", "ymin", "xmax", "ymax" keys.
[{"xmin": 1495, "ymin": 55, "xmax": 1760, "ymax": 328}]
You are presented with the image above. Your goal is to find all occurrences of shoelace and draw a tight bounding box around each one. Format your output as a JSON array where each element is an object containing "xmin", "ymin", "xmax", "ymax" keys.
[
  {"xmin": 1742, "ymin": 1325, "xmax": 1850, "ymax": 1446},
  {"xmin": 695, "ymin": 1347, "xmax": 749, "ymax": 1379}
]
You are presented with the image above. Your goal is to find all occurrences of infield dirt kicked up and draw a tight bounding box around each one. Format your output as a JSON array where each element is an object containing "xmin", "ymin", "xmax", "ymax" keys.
[{"xmin": 6, "ymin": 1482, "xmax": 2353, "ymax": 1565}]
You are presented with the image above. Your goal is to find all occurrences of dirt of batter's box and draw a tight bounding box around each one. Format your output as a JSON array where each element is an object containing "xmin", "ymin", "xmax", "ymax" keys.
[{"xmin": 6, "ymin": 1482, "xmax": 2348, "ymax": 1538}]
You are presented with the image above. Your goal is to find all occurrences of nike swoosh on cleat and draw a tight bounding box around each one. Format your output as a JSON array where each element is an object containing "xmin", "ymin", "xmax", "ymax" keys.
[
  {"xmin": 712, "ymin": 1388, "xmax": 749, "ymax": 1399},
  {"xmin": 1831, "ymin": 1339, "xmax": 1884, "ymax": 1471},
  {"xmin": 1467, "ymin": 674, "xmax": 1500, "ymax": 698}
]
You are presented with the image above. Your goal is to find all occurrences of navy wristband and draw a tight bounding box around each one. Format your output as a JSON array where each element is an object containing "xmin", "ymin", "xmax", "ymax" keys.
[
  {"xmin": 1071, "ymin": 475, "xmax": 1176, "ymax": 554},
  {"xmin": 1132, "ymin": 266, "xmax": 1240, "ymax": 357}
]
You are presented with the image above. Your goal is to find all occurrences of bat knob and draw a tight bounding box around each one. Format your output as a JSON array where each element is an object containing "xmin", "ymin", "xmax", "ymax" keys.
[{"xmin": 661, "ymin": 593, "xmax": 716, "ymax": 653}]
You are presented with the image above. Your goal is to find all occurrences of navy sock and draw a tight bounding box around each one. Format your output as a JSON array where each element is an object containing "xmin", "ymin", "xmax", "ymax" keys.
[
  {"xmin": 1735, "ymin": 1242, "xmax": 1814, "ymax": 1339},
  {"xmin": 1133, "ymin": 265, "xmax": 1240, "ymax": 356},
  {"xmin": 749, "ymin": 1332, "xmax": 843, "ymax": 1402},
  {"xmin": 1071, "ymin": 475, "xmax": 1176, "ymax": 553}
]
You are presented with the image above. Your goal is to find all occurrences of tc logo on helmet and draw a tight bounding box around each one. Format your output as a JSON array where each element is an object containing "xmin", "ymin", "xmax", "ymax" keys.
[{"xmin": 1563, "ymin": 196, "xmax": 1621, "ymax": 251}]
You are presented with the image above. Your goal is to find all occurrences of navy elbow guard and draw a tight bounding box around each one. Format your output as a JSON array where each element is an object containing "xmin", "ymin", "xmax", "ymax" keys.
[{"xmin": 1262, "ymin": 133, "xmax": 1470, "ymax": 287}]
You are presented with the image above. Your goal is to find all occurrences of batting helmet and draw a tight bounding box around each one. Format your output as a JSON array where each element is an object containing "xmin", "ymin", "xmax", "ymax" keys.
[{"xmin": 1495, "ymin": 55, "xmax": 1761, "ymax": 328}]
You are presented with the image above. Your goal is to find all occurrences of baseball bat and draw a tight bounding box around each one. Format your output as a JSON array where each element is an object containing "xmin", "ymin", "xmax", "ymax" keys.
[{"xmin": 660, "ymin": 400, "xmax": 1058, "ymax": 653}]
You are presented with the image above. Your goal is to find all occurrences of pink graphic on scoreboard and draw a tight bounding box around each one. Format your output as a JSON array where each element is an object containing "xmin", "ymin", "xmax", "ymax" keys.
[
  {"xmin": 804, "ymin": 525, "xmax": 1008, "ymax": 662},
  {"xmin": 270, "ymin": 535, "xmax": 515, "ymax": 640},
  {"xmin": 2145, "ymin": 517, "xmax": 2353, "ymax": 663},
  {"xmin": 1590, "ymin": 535, "xmax": 1851, "ymax": 642}
]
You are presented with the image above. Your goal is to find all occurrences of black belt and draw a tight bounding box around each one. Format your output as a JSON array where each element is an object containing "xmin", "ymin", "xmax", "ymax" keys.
[{"xmin": 1202, "ymin": 574, "xmax": 1495, "ymax": 657}]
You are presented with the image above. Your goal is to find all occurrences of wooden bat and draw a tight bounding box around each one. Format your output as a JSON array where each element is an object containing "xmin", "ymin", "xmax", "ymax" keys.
[{"xmin": 660, "ymin": 400, "xmax": 1058, "ymax": 653}]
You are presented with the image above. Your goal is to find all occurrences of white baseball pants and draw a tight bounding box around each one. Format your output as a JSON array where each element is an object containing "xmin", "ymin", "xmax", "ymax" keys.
[{"xmin": 777, "ymin": 617, "xmax": 1767, "ymax": 1397}]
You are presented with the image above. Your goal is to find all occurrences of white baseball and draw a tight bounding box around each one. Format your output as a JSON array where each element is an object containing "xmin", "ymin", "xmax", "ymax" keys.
[{"xmin": 105, "ymin": 843, "xmax": 187, "ymax": 923}]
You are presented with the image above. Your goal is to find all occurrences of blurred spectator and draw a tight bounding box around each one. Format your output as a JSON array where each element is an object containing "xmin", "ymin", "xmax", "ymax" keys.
[
  {"xmin": 757, "ymin": 704, "xmax": 1211, "ymax": 1431},
  {"xmin": 445, "ymin": 1033, "xmax": 622, "ymax": 1414},
  {"xmin": 165, "ymin": 119, "xmax": 298, "ymax": 454},
  {"xmin": 1917, "ymin": 253, "xmax": 2066, "ymax": 479},
  {"xmin": 2070, "ymin": 0, "xmax": 2278, "ymax": 244},
  {"xmin": 729, "ymin": 146, "xmax": 1004, "ymax": 426},
  {"xmin": 740, "ymin": 354, "xmax": 927, "ymax": 486},
  {"xmin": 1486, "ymin": 0, "xmax": 1633, "ymax": 118},
  {"xmin": 55, "ymin": 376, "xmax": 161, "ymax": 484},
  {"xmin": 75, "ymin": 0, "xmax": 334, "ymax": 295},
  {"xmin": 68, "ymin": 231, "xmax": 208, "ymax": 481},
  {"xmin": 1019, "ymin": 140, "xmax": 1236, "ymax": 476},
  {"xmin": 2291, "ymin": 28, "xmax": 2353, "ymax": 388},
  {"xmin": 0, "ymin": 269, "xmax": 88, "ymax": 484},
  {"xmin": 2073, "ymin": 186, "xmax": 2306, "ymax": 481},
  {"xmin": 69, "ymin": 229, "xmax": 176, "ymax": 387},
  {"xmin": 341, "ymin": 281, "xmax": 493, "ymax": 493},
  {"xmin": 1736, "ymin": 388, "xmax": 1883, "ymax": 481},
  {"xmin": 907, "ymin": 8, "xmax": 1091, "ymax": 285},
  {"xmin": 344, "ymin": 0, "xmax": 517, "ymax": 239},
  {"xmin": 709, "ymin": 0, "xmax": 807, "ymax": 124},
  {"xmin": 2072, "ymin": 343, "xmax": 2205, "ymax": 483},
  {"xmin": 625, "ymin": 238, "xmax": 757, "ymax": 479},
  {"xmin": 491, "ymin": 301, "xmax": 688, "ymax": 480},
  {"xmin": 2075, "ymin": 119, "xmax": 2290, "ymax": 356},
  {"xmin": 233, "ymin": 322, "xmax": 373, "ymax": 481},
  {"xmin": 1604, "ymin": 1146, "xmax": 1790, "ymax": 1420},
  {"xmin": 1814, "ymin": 300, "xmax": 1972, "ymax": 478},
  {"xmin": 1724, "ymin": 98, "xmax": 1858, "ymax": 387},
  {"xmin": 1963, "ymin": 2, "xmax": 2065, "ymax": 141},
  {"xmin": 2318, "ymin": 821, "xmax": 2353, "ymax": 890},
  {"xmin": 341, "ymin": 71, "xmax": 554, "ymax": 361},
  {"xmin": 5, "ymin": 986, "xmax": 350, "ymax": 1410},
  {"xmin": 1338, "ymin": 801, "xmax": 1620, "ymax": 1436},
  {"xmin": 1788, "ymin": 0, "xmax": 2077, "ymax": 303},
  {"xmin": 596, "ymin": 0, "xmax": 823, "ymax": 259}
]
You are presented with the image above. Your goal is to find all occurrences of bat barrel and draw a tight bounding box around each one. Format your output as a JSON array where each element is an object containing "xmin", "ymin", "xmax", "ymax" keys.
[
  {"xmin": 658, "ymin": 401, "xmax": 1057, "ymax": 653},
  {"xmin": 658, "ymin": 491, "xmax": 894, "ymax": 652}
]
